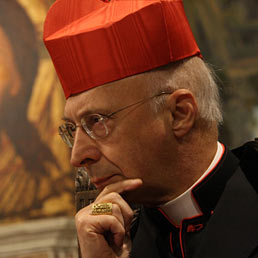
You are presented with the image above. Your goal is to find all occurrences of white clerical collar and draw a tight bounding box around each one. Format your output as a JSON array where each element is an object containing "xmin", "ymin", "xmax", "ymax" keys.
[{"xmin": 159, "ymin": 142, "xmax": 225, "ymax": 226}]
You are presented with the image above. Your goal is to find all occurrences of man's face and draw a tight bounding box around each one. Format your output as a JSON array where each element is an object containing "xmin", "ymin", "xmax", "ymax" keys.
[{"xmin": 64, "ymin": 73, "xmax": 178, "ymax": 205}]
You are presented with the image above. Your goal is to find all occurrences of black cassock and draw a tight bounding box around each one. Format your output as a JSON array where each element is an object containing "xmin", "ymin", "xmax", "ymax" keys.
[{"xmin": 130, "ymin": 140, "xmax": 258, "ymax": 258}]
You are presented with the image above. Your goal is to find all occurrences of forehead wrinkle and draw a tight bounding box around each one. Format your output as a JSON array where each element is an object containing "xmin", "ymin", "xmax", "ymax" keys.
[
  {"xmin": 64, "ymin": 94, "xmax": 90, "ymax": 122},
  {"xmin": 63, "ymin": 87, "xmax": 117, "ymax": 122},
  {"xmin": 63, "ymin": 72, "xmax": 148, "ymax": 122}
]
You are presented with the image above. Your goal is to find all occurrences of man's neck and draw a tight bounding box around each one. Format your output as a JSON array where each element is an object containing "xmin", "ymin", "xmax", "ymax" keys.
[
  {"xmin": 165, "ymin": 126, "xmax": 219, "ymax": 202},
  {"xmin": 160, "ymin": 142, "xmax": 224, "ymax": 225}
]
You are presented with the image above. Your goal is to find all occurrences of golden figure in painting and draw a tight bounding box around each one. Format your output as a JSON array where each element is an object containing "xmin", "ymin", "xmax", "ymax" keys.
[{"xmin": 0, "ymin": 0, "xmax": 75, "ymax": 223}]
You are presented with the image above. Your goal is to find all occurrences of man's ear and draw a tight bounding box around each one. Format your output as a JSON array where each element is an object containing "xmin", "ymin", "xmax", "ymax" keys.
[{"xmin": 167, "ymin": 89, "xmax": 198, "ymax": 138}]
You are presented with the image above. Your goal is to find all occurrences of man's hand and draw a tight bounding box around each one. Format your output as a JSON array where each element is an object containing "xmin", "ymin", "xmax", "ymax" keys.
[{"xmin": 75, "ymin": 179, "xmax": 143, "ymax": 258}]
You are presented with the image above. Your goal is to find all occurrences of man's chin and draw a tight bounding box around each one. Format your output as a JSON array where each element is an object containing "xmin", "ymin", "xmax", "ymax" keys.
[
  {"xmin": 121, "ymin": 188, "xmax": 146, "ymax": 205},
  {"xmin": 121, "ymin": 185, "xmax": 169, "ymax": 207}
]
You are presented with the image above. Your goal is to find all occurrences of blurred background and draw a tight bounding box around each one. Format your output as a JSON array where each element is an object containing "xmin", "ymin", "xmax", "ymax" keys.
[
  {"xmin": 185, "ymin": 0, "xmax": 258, "ymax": 147},
  {"xmin": 0, "ymin": 0, "xmax": 257, "ymax": 257}
]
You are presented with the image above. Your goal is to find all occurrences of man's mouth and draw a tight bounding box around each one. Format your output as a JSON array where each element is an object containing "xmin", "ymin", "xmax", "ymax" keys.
[{"xmin": 90, "ymin": 174, "xmax": 120, "ymax": 189}]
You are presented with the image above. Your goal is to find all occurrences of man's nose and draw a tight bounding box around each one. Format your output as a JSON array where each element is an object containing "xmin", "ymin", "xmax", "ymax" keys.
[{"xmin": 70, "ymin": 128, "xmax": 101, "ymax": 168}]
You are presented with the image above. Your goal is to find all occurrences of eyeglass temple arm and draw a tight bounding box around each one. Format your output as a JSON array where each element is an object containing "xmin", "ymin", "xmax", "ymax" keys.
[{"xmin": 107, "ymin": 91, "xmax": 171, "ymax": 118}]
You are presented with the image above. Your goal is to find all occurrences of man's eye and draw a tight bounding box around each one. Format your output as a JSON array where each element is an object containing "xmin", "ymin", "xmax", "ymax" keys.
[
  {"xmin": 65, "ymin": 123, "xmax": 76, "ymax": 130},
  {"xmin": 86, "ymin": 114, "xmax": 101, "ymax": 124},
  {"xmin": 65, "ymin": 123, "xmax": 76, "ymax": 137}
]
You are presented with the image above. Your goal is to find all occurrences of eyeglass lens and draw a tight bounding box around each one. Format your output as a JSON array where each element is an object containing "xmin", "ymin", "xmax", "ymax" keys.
[
  {"xmin": 59, "ymin": 114, "xmax": 109, "ymax": 146},
  {"xmin": 81, "ymin": 114, "xmax": 108, "ymax": 139}
]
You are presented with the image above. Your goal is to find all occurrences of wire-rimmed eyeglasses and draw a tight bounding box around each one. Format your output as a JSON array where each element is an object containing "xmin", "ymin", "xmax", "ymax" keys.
[{"xmin": 58, "ymin": 91, "xmax": 171, "ymax": 148}]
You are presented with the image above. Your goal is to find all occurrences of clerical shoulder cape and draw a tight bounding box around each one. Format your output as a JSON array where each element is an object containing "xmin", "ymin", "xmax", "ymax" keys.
[{"xmin": 130, "ymin": 140, "xmax": 258, "ymax": 258}]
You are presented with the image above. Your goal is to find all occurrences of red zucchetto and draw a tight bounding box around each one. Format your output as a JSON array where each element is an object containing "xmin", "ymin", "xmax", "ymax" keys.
[{"xmin": 43, "ymin": 0, "xmax": 201, "ymax": 99}]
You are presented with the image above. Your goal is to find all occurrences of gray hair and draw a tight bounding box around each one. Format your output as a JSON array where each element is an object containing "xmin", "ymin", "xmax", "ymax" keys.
[{"xmin": 144, "ymin": 57, "xmax": 223, "ymax": 125}]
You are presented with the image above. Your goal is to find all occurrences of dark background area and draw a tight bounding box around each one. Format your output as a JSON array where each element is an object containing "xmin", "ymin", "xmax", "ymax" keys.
[{"xmin": 185, "ymin": 0, "xmax": 258, "ymax": 148}]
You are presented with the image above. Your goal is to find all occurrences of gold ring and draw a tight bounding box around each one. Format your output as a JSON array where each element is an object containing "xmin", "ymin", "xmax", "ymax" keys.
[{"xmin": 91, "ymin": 203, "xmax": 112, "ymax": 215}]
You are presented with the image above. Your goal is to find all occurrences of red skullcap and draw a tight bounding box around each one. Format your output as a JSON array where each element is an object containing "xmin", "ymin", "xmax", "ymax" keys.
[{"xmin": 43, "ymin": 0, "xmax": 201, "ymax": 99}]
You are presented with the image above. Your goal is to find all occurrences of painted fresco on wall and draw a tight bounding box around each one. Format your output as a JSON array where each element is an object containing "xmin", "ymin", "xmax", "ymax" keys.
[{"xmin": 0, "ymin": 0, "xmax": 75, "ymax": 223}]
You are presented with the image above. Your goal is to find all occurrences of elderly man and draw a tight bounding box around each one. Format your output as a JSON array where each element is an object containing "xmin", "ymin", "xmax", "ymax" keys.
[{"xmin": 44, "ymin": 0, "xmax": 258, "ymax": 257}]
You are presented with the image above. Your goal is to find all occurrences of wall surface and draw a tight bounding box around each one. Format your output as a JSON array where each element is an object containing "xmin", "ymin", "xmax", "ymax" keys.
[
  {"xmin": 184, "ymin": 0, "xmax": 258, "ymax": 147},
  {"xmin": 0, "ymin": 217, "xmax": 77, "ymax": 258}
]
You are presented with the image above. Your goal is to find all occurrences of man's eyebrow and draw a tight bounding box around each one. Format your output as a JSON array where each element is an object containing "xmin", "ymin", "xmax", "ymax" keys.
[
  {"xmin": 61, "ymin": 116, "xmax": 73, "ymax": 122},
  {"xmin": 78, "ymin": 107, "xmax": 113, "ymax": 117},
  {"xmin": 61, "ymin": 107, "xmax": 113, "ymax": 122},
  {"xmin": 60, "ymin": 110, "xmax": 102, "ymax": 123}
]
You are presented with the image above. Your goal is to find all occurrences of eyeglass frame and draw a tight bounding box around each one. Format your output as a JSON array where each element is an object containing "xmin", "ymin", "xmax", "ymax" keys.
[{"xmin": 58, "ymin": 91, "xmax": 172, "ymax": 147}]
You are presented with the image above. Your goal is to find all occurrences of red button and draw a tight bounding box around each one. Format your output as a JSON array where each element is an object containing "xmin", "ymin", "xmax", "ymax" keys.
[{"xmin": 187, "ymin": 223, "xmax": 204, "ymax": 233}]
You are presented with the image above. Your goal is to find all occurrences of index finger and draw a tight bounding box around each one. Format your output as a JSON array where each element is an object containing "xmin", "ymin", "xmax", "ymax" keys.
[{"xmin": 97, "ymin": 178, "xmax": 143, "ymax": 198}]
